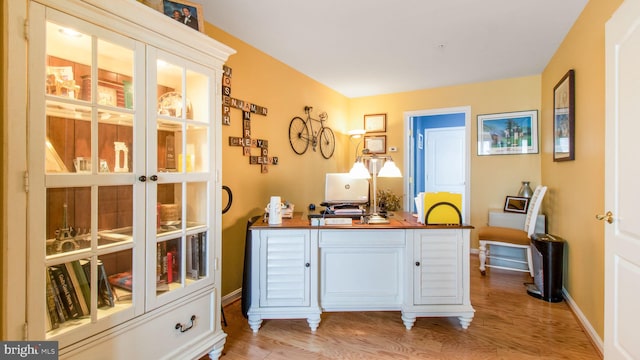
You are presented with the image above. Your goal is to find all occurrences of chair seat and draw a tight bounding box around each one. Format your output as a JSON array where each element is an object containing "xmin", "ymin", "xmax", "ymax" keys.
[{"xmin": 478, "ymin": 226, "xmax": 529, "ymax": 246}]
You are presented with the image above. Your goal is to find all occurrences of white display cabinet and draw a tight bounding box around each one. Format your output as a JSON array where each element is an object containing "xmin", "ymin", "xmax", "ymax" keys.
[{"xmin": 4, "ymin": 1, "xmax": 234, "ymax": 358}]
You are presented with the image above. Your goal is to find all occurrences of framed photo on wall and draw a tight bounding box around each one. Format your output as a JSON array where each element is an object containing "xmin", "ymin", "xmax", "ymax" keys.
[
  {"xmin": 553, "ymin": 69, "xmax": 575, "ymax": 161},
  {"xmin": 477, "ymin": 110, "xmax": 538, "ymax": 156},
  {"xmin": 364, "ymin": 113, "xmax": 387, "ymax": 133},
  {"xmin": 162, "ymin": 0, "xmax": 204, "ymax": 32},
  {"xmin": 364, "ymin": 135, "xmax": 386, "ymax": 154}
]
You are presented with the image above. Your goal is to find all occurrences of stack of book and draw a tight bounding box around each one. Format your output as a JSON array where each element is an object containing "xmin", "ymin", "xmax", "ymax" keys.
[{"xmin": 46, "ymin": 260, "xmax": 115, "ymax": 331}]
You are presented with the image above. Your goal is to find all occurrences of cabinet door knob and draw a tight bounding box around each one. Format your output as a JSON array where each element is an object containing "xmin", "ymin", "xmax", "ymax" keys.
[
  {"xmin": 415, "ymin": 261, "xmax": 421, "ymax": 267},
  {"xmin": 138, "ymin": 175, "xmax": 147, "ymax": 182},
  {"xmin": 305, "ymin": 262, "xmax": 310, "ymax": 268},
  {"xmin": 149, "ymin": 175, "xmax": 158, "ymax": 181}
]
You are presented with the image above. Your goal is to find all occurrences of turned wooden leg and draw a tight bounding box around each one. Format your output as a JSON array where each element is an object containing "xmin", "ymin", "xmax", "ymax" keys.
[
  {"xmin": 248, "ymin": 315, "xmax": 262, "ymax": 333},
  {"xmin": 479, "ymin": 241, "xmax": 487, "ymax": 275},
  {"xmin": 401, "ymin": 313, "xmax": 417, "ymax": 330},
  {"xmin": 307, "ymin": 315, "xmax": 321, "ymax": 332}
]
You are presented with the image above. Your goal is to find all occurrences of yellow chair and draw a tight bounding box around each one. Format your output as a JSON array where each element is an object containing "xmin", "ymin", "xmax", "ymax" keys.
[{"xmin": 478, "ymin": 185, "xmax": 547, "ymax": 276}]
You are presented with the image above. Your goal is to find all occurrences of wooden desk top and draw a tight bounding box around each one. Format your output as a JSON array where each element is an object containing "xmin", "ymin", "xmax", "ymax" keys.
[{"xmin": 250, "ymin": 211, "xmax": 473, "ymax": 230}]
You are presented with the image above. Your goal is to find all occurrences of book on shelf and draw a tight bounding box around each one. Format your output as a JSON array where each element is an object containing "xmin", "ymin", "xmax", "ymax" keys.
[
  {"xmin": 66, "ymin": 261, "xmax": 90, "ymax": 315},
  {"xmin": 187, "ymin": 234, "xmax": 200, "ymax": 280},
  {"xmin": 199, "ymin": 232, "xmax": 207, "ymax": 277},
  {"xmin": 97, "ymin": 261, "xmax": 115, "ymax": 307},
  {"xmin": 49, "ymin": 265, "xmax": 82, "ymax": 319},
  {"xmin": 79, "ymin": 259, "xmax": 115, "ymax": 308},
  {"xmin": 45, "ymin": 272, "xmax": 61, "ymax": 330},
  {"xmin": 166, "ymin": 251, "xmax": 174, "ymax": 284},
  {"xmin": 47, "ymin": 268, "xmax": 67, "ymax": 324}
]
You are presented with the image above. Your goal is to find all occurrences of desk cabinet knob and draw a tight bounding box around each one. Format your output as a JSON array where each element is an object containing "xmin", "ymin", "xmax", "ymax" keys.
[
  {"xmin": 415, "ymin": 261, "xmax": 421, "ymax": 267},
  {"xmin": 305, "ymin": 262, "xmax": 310, "ymax": 268}
]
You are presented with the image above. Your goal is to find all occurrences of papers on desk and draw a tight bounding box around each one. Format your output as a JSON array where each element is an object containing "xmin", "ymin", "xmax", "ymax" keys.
[{"xmin": 415, "ymin": 192, "xmax": 463, "ymax": 224}]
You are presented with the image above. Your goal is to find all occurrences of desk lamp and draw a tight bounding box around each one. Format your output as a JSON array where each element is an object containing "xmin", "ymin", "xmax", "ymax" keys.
[{"xmin": 349, "ymin": 150, "xmax": 402, "ymax": 224}]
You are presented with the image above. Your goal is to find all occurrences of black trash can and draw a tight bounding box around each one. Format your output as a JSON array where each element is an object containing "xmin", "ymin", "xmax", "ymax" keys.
[{"xmin": 527, "ymin": 233, "xmax": 565, "ymax": 302}]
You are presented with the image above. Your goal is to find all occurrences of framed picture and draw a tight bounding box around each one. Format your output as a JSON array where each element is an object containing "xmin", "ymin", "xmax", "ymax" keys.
[
  {"xmin": 364, "ymin": 135, "xmax": 386, "ymax": 154},
  {"xmin": 97, "ymin": 85, "xmax": 118, "ymax": 107},
  {"xmin": 553, "ymin": 69, "xmax": 575, "ymax": 161},
  {"xmin": 504, "ymin": 196, "xmax": 529, "ymax": 214},
  {"xmin": 162, "ymin": 0, "xmax": 204, "ymax": 33},
  {"xmin": 364, "ymin": 113, "xmax": 387, "ymax": 133},
  {"xmin": 477, "ymin": 110, "xmax": 538, "ymax": 156}
]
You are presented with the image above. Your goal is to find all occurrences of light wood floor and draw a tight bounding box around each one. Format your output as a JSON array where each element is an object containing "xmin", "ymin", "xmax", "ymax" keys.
[{"xmin": 216, "ymin": 255, "xmax": 601, "ymax": 359}]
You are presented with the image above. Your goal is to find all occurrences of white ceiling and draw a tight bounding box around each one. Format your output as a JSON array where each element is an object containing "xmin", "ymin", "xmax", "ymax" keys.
[{"xmin": 191, "ymin": 0, "xmax": 588, "ymax": 98}]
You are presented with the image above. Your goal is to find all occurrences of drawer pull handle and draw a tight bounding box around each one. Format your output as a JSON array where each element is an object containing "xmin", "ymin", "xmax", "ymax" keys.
[
  {"xmin": 415, "ymin": 261, "xmax": 421, "ymax": 267},
  {"xmin": 305, "ymin": 262, "xmax": 311, "ymax": 268},
  {"xmin": 175, "ymin": 315, "xmax": 196, "ymax": 333}
]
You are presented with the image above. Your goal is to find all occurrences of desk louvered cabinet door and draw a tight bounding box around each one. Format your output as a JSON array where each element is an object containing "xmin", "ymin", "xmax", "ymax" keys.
[
  {"xmin": 259, "ymin": 230, "xmax": 311, "ymax": 307},
  {"xmin": 413, "ymin": 230, "xmax": 463, "ymax": 305}
]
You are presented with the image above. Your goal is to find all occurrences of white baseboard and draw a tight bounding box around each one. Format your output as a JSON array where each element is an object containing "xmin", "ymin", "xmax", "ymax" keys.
[
  {"xmin": 562, "ymin": 288, "xmax": 604, "ymax": 357},
  {"xmin": 222, "ymin": 288, "xmax": 242, "ymax": 307}
]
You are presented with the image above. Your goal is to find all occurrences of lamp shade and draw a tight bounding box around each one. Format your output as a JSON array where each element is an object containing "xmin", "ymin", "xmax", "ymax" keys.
[
  {"xmin": 378, "ymin": 159, "xmax": 402, "ymax": 178},
  {"xmin": 349, "ymin": 161, "xmax": 371, "ymax": 179}
]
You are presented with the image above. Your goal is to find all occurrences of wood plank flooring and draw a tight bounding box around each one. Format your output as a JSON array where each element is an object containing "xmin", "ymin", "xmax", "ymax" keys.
[{"xmin": 215, "ymin": 255, "xmax": 601, "ymax": 359}]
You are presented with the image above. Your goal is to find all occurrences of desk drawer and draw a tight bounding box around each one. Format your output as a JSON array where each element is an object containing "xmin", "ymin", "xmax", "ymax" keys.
[{"xmin": 319, "ymin": 229, "xmax": 405, "ymax": 247}]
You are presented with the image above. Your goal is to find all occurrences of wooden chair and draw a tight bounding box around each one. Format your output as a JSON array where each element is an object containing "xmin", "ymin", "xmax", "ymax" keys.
[{"xmin": 478, "ymin": 185, "xmax": 547, "ymax": 276}]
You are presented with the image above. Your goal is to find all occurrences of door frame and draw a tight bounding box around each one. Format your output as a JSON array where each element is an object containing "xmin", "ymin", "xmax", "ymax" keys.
[{"xmin": 403, "ymin": 106, "xmax": 471, "ymax": 224}]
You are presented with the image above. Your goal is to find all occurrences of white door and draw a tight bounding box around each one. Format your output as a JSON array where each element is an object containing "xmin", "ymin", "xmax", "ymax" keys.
[
  {"xmin": 425, "ymin": 127, "xmax": 466, "ymax": 220},
  {"xmin": 604, "ymin": 1, "xmax": 640, "ymax": 358}
]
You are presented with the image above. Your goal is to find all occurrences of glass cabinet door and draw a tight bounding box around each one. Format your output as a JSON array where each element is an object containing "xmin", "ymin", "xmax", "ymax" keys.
[
  {"xmin": 30, "ymin": 7, "xmax": 145, "ymax": 342},
  {"xmin": 147, "ymin": 48, "xmax": 215, "ymax": 308}
]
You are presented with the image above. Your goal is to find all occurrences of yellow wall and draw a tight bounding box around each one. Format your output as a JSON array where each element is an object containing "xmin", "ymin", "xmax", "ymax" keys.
[{"xmin": 541, "ymin": 0, "xmax": 623, "ymax": 340}]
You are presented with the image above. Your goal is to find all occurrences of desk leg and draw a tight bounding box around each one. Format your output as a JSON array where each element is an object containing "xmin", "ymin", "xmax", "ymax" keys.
[
  {"xmin": 401, "ymin": 313, "xmax": 416, "ymax": 330},
  {"xmin": 307, "ymin": 315, "xmax": 321, "ymax": 332},
  {"xmin": 248, "ymin": 315, "xmax": 262, "ymax": 333},
  {"xmin": 458, "ymin": 314, "xmax": 474, "ymax": 329}
]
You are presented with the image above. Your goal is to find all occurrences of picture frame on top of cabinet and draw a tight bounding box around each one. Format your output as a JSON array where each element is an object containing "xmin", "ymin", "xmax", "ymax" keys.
[
  {"xmin": 504, "ymin": 196, "xmax": 529, "ymax": 214},
  {"xmin": 364, "ymin": 113, "xmax": 386, "ymax": 133},
  {"xmin": 553, "ymin": 69, "xmax": 575, "ymax": 161},
  {"xmin": 162, "ymin": 0, "xmax": 204, "ymax": 33}
]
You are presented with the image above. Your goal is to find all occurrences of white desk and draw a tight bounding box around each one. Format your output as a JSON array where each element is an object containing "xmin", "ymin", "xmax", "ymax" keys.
[{"xmin": 247, "ymin": 212, "xmax": 475, "ymax": 332}]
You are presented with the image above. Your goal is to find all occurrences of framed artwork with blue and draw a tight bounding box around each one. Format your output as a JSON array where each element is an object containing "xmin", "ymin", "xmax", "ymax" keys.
[{"xmin": 477, "ymin": 110, "xmax": 539, "ymax": 156}]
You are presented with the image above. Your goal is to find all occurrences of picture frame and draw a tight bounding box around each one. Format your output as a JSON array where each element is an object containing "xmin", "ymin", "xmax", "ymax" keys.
[
  {"xmin": 553, "ymin": 69, "xmax": 575, "ymax": 161},
  {"xmin": 364, "ymin": 135, "xmax": 386, "ymax": 154},
  {"xmin": 504, "ymin": 196, "xmax": 529, "ymax": 214},
  {"xmin": 364, "ymin": 113, "xmax": 387, "ymax": 133},
  {"xmin": 162, "ymin": 0, "xmax": 204, "ymax": 33},
  {"xmin": 477, "ymin": 110, "xmax": 538, "ymax": 156}
]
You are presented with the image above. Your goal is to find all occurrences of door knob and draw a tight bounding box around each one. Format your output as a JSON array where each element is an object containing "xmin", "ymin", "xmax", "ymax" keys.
[{"xmin": 596, "ymin": 211, "xmax": 614, "ymax": 224}]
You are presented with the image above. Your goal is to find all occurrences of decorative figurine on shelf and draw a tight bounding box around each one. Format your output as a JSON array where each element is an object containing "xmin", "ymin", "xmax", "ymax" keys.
[
  {"xmin": 114, "ymin": 141, "xmax": 129, "ymax": 173},
  {"xmin": 50, "ymin": 203, "xmax": 87, "ymax": 254}
]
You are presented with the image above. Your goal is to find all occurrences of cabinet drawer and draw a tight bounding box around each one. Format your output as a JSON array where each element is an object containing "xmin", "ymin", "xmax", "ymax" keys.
[
  {"xmin": 319, "ymin": 230, "xmax": 405, "ymax": 247},
  {"xmin": 63, "ymin": 290, "xmax": 217, "ymax": 360}
]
